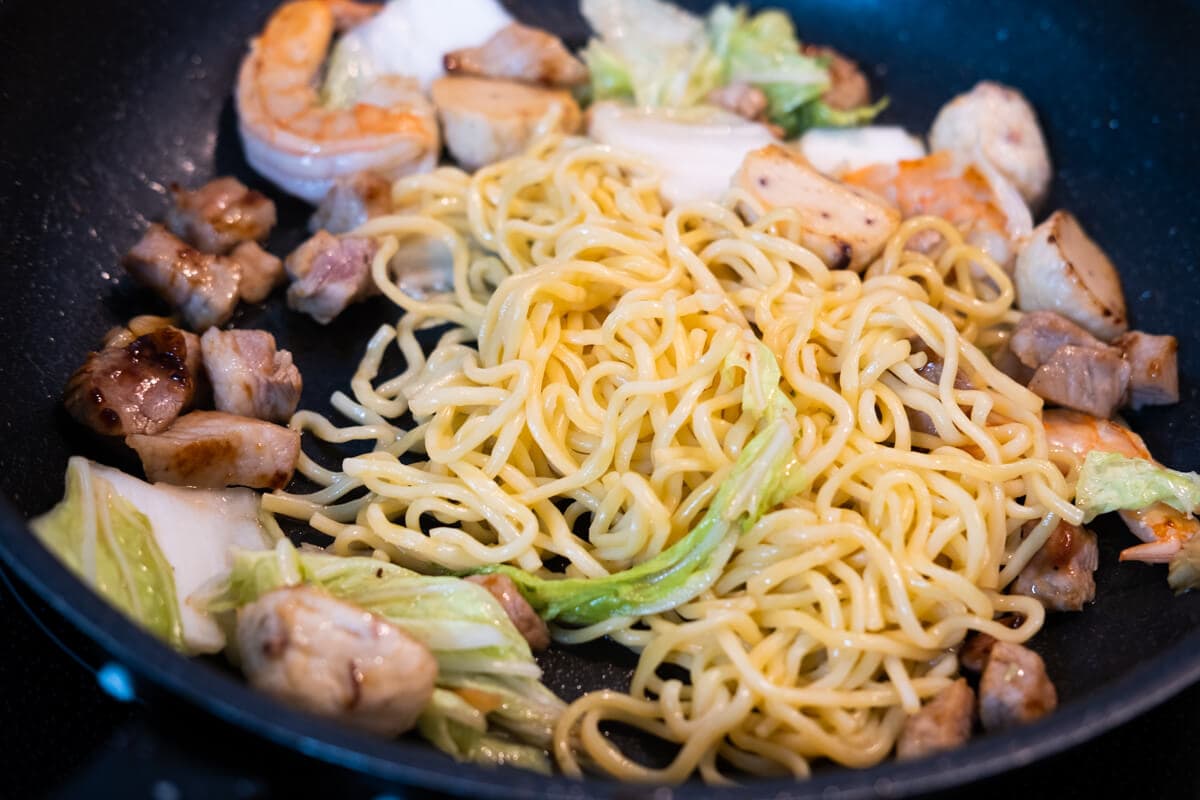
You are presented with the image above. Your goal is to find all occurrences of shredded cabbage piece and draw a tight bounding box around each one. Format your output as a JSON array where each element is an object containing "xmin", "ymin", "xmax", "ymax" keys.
[
  {"xmin": 1074, "ymin": 451, "xmax": 1200, "ymax": 522},
  {"xmin": 582, "ymin": 0, "xmax": 883, "ymax": 136},
  {"xmin": 208, "ymin": 540, "xmax": 564, "ymax": 770},
  {"xmin": 479, "ymin": 416, "xmax": 801, "ymax": 626},
  {"xmin": 32, "ymin": 458, "xmax": 184, "ymax": 650},
  {"xmin": 33, "ymin": 458, "xmax": 273, "ymax": 653}
]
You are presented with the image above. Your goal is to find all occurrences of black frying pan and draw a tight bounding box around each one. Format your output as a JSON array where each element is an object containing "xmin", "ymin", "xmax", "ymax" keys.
[{"xmin": 2, "ymin": 1, "xmax": 1200, "ymax": 797}]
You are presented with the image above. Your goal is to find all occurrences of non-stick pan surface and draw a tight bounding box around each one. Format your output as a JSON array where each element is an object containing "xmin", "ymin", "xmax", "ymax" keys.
[{"xmin": 2, "ymin": 1, "xmax": 1200, "ymax": 797}]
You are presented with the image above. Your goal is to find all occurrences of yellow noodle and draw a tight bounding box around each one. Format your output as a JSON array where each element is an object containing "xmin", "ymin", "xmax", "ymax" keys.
[{"xmin": 270, "ymin": 130, "xmax": 1075, "ymax": 782}]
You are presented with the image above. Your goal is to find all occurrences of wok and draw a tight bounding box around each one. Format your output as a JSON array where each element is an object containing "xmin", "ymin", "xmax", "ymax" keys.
[{"xmin": 2, "ymin": 0, "xmax": 1199, "ymax": 797}]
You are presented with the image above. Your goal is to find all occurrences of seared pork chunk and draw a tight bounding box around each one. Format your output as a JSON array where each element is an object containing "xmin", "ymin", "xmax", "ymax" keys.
[
  {"xmin": 802, "ymin": 45, "xmax": 870, "ymax": 111},
  {"xmin": 443, "ymin": 23, "xmax": 587, "ymax": 87},
  {"xmin": 102, "ymin": 316, "xmax": 204, "ymax": 381},
  {"xmin": 913, "ymin": 340, "xmax": 976, "ymax": 390},
  {"xmin": 1027, "ymin": 344, "xmax": 1130, "ymax": 419},
  {"xmin": 237, "ymin": 586, "xmax": 437, "ymax": 736},
  {"xmin": 1009, "ymin": 311, "xmax": 1106, "ymax": 369},
  {"xmin": 906, "ymin": 340, "xmax": 975, "ymax": 437},
  {"xmin": 166, "ymin": 177, "xmax": 276, "ymax": 254},
  {"xmin": 312, "ymin": 176, "xmax": 451, "ymax": 298},
  {"xmin": 466, "ymin": 573, "xmax": 550, "ymax": 651},
  {"xmin": 126, "ymin": 410, "xmax": 300, "ymax": 489},
  {"xmin": 105, "ymin": 316, "xmax": 209, "ymax": 404},
  {"xmin": 1114, "ymin": 331, "xmax": 1180, "ymax": 409},
  {"xmin": 991, "ymin": 344, "xmax": 1035, "ymax": 385},
  {"xmin": 896, "ymin": 679, "xmax": 975, "ymax": 760},
  {"xmin": 431, "ymin": 76, "xmax": 582, "ymax": 171},
  {"xmin": 906, "ymin": 409, "xmax": 942, "ymax": 438},
  {"xmin": 200, "ymin": 329, "xmax": 302, "ymax": 423},
  {"xmin": 978, "ymin": 641, "xmax": 1057, "ymax": 731},
  {"xmin": 310, "ymin": 172, "xmax": 392, "ymax": 235},
  {"xmin": 960, "ymin": 616, "xmax": 1025, "ymax": 673},
  {"xmin": 64, "ymin": 326, "xmax": 199, "ymax": 436},
  {"xmin": 285, "ymin": 232, "xmax": 379, "ymax": 325},
  {"xmin": 959, "ymin": 632, "xmax": 997, "ymax": 674},
  {"xmin": 1011, "ymin": 521, "xmax": 1099, "ymax": 612},
  {"xmin": 734, "ymin": 144, "xmax": 900, "ymax": 270},
  {"xmin": 1008, "ymin": 311, "xmax": 1177, "ymax": 417},
  {"xmin": 123, "ymin": 224, "xmax": 242, "ymax": 331},
  {"xmin": 230, "ymin": 241, "xmax": 285, "ymax": 304}
]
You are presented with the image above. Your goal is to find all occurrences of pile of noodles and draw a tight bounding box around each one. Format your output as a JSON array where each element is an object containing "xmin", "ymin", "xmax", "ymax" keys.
[{"xmin": 263, "ymin": 127, "xmax": 1079, "ymax": 783}]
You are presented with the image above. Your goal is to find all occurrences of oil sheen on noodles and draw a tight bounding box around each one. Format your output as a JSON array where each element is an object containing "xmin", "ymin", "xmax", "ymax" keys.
[{"xmin": 263, "ymin": 125, "xmax": 1079, "ymax": 783}]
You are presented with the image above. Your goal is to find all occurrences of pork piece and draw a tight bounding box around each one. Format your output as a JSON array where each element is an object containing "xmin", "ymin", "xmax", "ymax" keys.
[
  {"xmin": 905, "ymin": 340, "xmax": 976, "ymax": 436},
  {"xmin": 230, "ymin": 241, "xmax": 285, "ymax": 304},
  {"xmin": 103, "ymin": 316, "xmax": 209, "ymax": 404},
  {"xmin": 102, "ymin": 315, "xmax": 204, "ymax": 379},
  {"xmin": 237, "ymin": 586, "xmax": 437, "ymax": 736},
  {"xmin": 443, "ymin": 22, "xmax": 587, "ymax": 87},
  {"xmin": 166, "ymin": 177, "xmax": 276, "ymax": 254},
  {"xmin": 1114, "ymin": 331, "xmax": 1180, "ymax": 409},
  {"xmin": 929, "ymin": 81, "xmax": 1052, "ymax": 208},
  {"xmin": 913, "ymin": 342, "xmax": 975, "ymax": 390},
  {"xmin": 1009, "ymin": 311, "xmax": 1107, "ymax": 369},
  {"xmin": 1014, "ymin": 211, "xmax": 1127, "ymax": 341},
  {"xmin": 285, "ymin": 231, "xmax": 379, "ymax": 325},
  {"xmin": 312, "ymin": 177, "xmax": 447, "ymax": 300},
  {"xmin": 1006, "ymin": 311, "xmax": 1163, "ymax": 417},
  {"xmin": 959, "ymin": 615, "xmax": 1025, "ymax": 672},
  {"xmin": 200, "ymin": 329, "xmax": 302, "ymax": 423},
  {"xmin": 64, "ymin": 326, "xmax": 198, "ymax": 436},
  {"xmin": 466, "ymin": 573, "xmax": 550, "ymax": 651},
  {"xmin": 1027, "ymin": 344, "xmax": 1130, "ymax": 419},
  {"xmin": 802, "ymin": 45, "xmax": 870, "ymax": 111},
  {"xmin": 906, "ymin": 409, "xmax": 941, "ymax": 438},
  {"xmin": 734, "ymin": 144, "xmax": 900, "ymax": 271},
  {"xmin": 1011, "ymin": 521, "xmax": 1099, "ymax": 612},
  {"xmin": 706, "ymin": 81, "xmax": 769, "ymax": 122},
  {"xmin": 896, "ymin": 679, "xmax": 975, "ymax": 760},
  {"xmin": 123, "ymin": 224, "xmax": 242, "ymax": 331},
  {"xmin": 310, "ymin": 172, "xmax": 392, "ymax": 235},
  {"xmin": 991, "ymin": 343, "xmax": 1035, "ymax": 385},
  {"xmin": 959, "ymin": 632, "xmax": 997, "ymax": 674},
  {"xmin": 978, "ymin": 641, "xmax": 1058, "ymax": 731},
  {"xmin": 430, "ymin": 76, "xmax": 582, "ymax": 171},
  {"xmin": 126, "ymin": 410, "xmax": 300, "ymax": 489}
]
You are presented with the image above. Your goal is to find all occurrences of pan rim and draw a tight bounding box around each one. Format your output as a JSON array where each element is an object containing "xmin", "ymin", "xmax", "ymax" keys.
[
  {"xmin": 3, "ymin": 0, "xmax": 1199, "ymax": 792},
  {"xmin": 3, "ymin": 494, "xmax": 1199, "ymax": 799}
]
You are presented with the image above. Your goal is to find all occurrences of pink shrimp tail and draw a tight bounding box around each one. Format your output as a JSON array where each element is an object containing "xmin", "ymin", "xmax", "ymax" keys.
[{"xmin": 1119, "ymin": 540, "xmax": 1183, "ymax": 564}]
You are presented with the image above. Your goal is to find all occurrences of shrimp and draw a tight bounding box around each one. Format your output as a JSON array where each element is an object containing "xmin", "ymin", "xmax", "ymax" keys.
[
  {"xmin": 842, "ymin": 150, "xmax": 1032, "ymax": 268},
  {"xmin": 235, "ymin": 0, "xmax": 439, "ymax": 202},
  {"xmin": 1043, "ymin": 409, "xmax": 1200, "ymax": 563}
]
